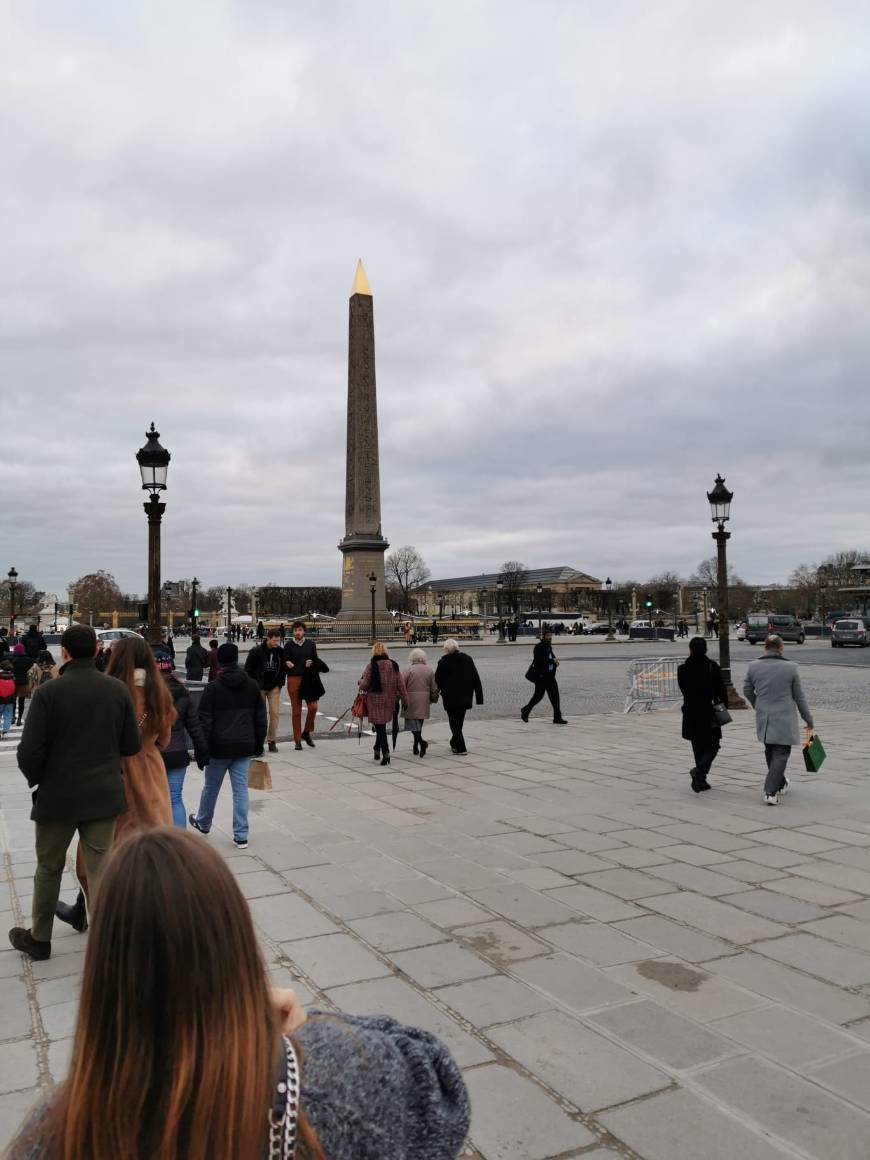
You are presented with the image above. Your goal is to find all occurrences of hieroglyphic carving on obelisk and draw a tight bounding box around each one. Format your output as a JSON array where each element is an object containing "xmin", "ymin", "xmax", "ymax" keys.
[{"xmin": 337, "ymin": 261, "xmax": 390, "ymax": 619}]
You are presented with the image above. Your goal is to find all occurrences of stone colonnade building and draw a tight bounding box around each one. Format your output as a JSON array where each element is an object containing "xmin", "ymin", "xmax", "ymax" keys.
[{"xmin": 414, "ymin": 566, "xmax": 602, "ymax": 618}]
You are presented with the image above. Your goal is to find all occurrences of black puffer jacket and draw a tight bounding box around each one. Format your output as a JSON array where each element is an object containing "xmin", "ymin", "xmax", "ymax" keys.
[
  {"xmin": 160, "ymin": 676, "xmax": 209, "ymax": 770},
  {"xmin": 197, "ymin": 664, "xmax": 266, "ymax": 758}
]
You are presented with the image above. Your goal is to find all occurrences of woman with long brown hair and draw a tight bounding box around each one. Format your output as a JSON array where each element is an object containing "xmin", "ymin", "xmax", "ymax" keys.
[
  {"xmin": 9, "ymin": 828, "xmax": 470, "ymax": 1159},
  {"xmin": 54, "ymin": 636, "xmax": 177, "ymax": 934}
]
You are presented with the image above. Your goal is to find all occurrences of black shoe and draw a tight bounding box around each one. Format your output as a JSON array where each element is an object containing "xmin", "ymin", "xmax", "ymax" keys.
[
  {"xmin": 294, "ymin": 741, "xmax": 303, "ymax": 751},
  {"xmin": 418, "ymin": 739, "xmax": 428, "ymax": 758},
  {"xmin": 268, "ymin": 740, "xmax": 278, "ymax": 753},
  {"xmin": 520, "ymin": 707, "xmax": 530, "ymax": 723},
  {"xmin": 55, "ymin": 890, "xmax": 88, "ymax": 933},
  {"xmin": 189, "ymin": 814, "xmax": 209, "ymax": 834},
  {"xmin": 380, "ymin": 755, "xmax": 390, "ymax": 766},
  {"xmin": 9, "ymin": 927, "xmax": 51, "ymax": 961},
  {"xmin": 373, "ymin": 745, "xmax": 381, "ymax": 761},
  {"xmin": 451, "ymin": 746, "xmax": 468, "ymax": 755},
  {"xmin": 301, "ymin": 732, "xmax": 315, "ymax": 748},
  {"xmin": 689, "ymin": 769, "xmax": 703, "ymax": 794},
  {"xmin": 553, "ymin": 718, "xmax": 568, "ymax": 725},
  {"xmin": 699, "ymin": 780, "xmax": 712, "ymax": 791}
]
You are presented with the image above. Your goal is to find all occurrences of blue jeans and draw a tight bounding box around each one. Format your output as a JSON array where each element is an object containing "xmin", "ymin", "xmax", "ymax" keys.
[
  {"xmin": 0, "ymin": 704, "xmax": 12, "ymax": 733},
  {"xmin": 195, "ymin": 756, "xmax": 250, "ymax": 842},
  {"xmin": 166, "ymin": 767, "xmax": 188, "ymax": 828}
]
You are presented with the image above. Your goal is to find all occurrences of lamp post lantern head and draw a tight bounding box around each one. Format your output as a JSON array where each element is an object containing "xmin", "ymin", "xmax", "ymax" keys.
[
  {"xmin": 368, "ymin": 571, "xmax": 377, "ymax": 593},
  {"xmin": 536, "ymin": 583, "xmax": 543, "ymax": 596},
  {"xmin": 7, "ymin": 567, "xmax": 17, "ymax": 583},
  {"xmin": 707, "ymin": 473, "xmax": 732, "ymax": 524},
  {"xmin": 605, "ymin": 577, "xmax": 612, "ymax": 592},
  {"xmin": 136, "ymin": 423, "xmax": 171, "ymax": 494}
]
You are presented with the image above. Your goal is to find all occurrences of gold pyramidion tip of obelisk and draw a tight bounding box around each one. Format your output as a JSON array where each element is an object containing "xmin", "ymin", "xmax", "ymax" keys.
[{"xmin": 351, "ymin": 259, "xmax": 372, "ymax": 297}]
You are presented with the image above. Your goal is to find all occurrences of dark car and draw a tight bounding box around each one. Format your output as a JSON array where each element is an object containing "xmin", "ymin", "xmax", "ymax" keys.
[
  {"xmin": 583, "ymin": 622, "xmax": 614, "ymax": 635},
  {"xmin": 745, "ymin": 613, "xmax": 805, "ymax": 645},
  {"xmin": 831, "ymin": 619, "xmax": 869, "ymax": 648}
]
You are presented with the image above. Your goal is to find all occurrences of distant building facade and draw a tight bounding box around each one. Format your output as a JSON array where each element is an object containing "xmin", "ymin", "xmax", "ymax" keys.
[{"xmin": 414, "ymin": 566, "xmax": 602, "ymax": 618}]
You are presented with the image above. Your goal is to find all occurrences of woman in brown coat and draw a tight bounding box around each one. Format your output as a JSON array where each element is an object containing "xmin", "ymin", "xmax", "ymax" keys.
[
  {"xmin": 55, "ymin": 636, "xmax": 176, "ymax": 933},
  {"xmin": 358, "ymin": 643, "xmax": 408, "ymax": 767},
  {"xmin": 401, "ymin": 648, "xmax": 438, "ymax": 758}
]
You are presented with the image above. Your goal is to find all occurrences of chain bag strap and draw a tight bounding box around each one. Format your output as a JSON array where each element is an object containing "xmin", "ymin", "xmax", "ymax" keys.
[{"xmin": 268, "ymin": 1035, "xmax": 300, "ymax": 1160}]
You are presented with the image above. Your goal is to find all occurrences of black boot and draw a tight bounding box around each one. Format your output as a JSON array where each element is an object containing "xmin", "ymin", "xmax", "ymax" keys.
[
  {"xmin": 413, "ymin": 735, "xmax": 419, "ymax": 755},
  {"xmin": 689, "ymin": 768, "xmax": 703, "ymax": 794},
  {"xmin": 418, "ymin": 738, "xmax": 428, "ymax": 758},
  {"xmin": 380, "ymin": 754, "xmax": 391, "ymax": 766},
  {"xmin": 373, "ymin": 743, "xmax": 381, "ymax": 762},
  {"xmin": 55, "ymin": 890, "xmax": 88, "ymax": 933}
]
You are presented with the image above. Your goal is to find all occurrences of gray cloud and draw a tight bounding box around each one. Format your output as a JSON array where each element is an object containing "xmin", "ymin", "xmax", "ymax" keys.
[{"xmin": 1, "ymin": 0, "xmax": 869, "ymax": 597}]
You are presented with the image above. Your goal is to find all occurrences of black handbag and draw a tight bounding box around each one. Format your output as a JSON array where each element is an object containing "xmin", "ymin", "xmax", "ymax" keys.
[
  {"xmin": 524, "ymin": 664, "xmax": 538, "ymax": 683},
  {"xmin": 711, "ymin": 703, "xmax": 732, "ymax": 727}
]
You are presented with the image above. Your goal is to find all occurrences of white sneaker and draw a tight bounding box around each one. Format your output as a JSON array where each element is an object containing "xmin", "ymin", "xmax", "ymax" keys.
[
  {"xmin": 780, "ymin": 777, "xmax": 790, "ymax": 795},
  {"xmin": 764, "ymin": 794, "xmax": 780, "ymax": 806}
]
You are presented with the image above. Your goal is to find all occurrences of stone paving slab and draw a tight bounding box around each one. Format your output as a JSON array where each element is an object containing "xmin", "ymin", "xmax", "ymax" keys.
[{"xmin": 5, "ymin": 706, "xmax": 870, "ymax": 1157}]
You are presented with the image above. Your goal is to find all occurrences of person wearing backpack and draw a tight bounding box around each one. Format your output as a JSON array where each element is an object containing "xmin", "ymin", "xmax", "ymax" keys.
[
  {"xmin": 0, "ymin": 661, "xmax": 15, "ymax": 738},
  {"xmin": 27, "ymin": 651, "xmax": 59, "ymax": 697},
  {"xmin": 155, "ymin": 651, "xmax": 209, "ymax": 828}
]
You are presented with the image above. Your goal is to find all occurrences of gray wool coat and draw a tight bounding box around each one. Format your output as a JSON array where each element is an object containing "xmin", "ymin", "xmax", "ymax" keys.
[
  {"xmin": 402, "ymin": 662, "xmax": 438, "ymax": 721},
  {"xmin": 743, "ymin": 653, "xmax": 814, "ymax": 745}
]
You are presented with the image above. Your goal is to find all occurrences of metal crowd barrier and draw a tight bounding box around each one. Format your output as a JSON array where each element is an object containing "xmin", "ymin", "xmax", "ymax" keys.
[{"xmin": 625, "ymin": 657, "xmax": 682, "ymax": 713}]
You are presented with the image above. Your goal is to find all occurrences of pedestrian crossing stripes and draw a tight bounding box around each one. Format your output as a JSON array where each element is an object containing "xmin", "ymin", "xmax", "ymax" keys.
[{"xmin": 0, "ymin": 721, "xmax": 23, "ymax": 753}]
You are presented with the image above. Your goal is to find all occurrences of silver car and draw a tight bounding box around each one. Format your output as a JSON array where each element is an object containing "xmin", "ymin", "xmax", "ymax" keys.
[{"xmin": 831, "ymin": 619, "xmax": 869, "ymax": 648}]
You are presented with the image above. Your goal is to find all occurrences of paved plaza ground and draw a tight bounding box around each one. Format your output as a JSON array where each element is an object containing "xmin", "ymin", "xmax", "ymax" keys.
[{"xmin": 3, "ymin": 672, "xmax": 870, "ymax": 1157}]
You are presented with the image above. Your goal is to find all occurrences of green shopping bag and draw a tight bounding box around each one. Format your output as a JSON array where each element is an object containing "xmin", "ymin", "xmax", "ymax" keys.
[{"xmin": 803, "ymin": 733, "xmax": 826, "ymax": 772}]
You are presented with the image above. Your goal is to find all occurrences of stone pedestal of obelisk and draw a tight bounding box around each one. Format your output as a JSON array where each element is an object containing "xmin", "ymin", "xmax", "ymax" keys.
[{"xmin": 337, "ymin": 261, "xmax": 391, "ymax": 626}]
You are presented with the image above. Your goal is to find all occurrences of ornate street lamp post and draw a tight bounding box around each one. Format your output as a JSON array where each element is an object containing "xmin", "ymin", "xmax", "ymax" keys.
[
  {"xmin": 368, "ymin": 571, "xmax": 377, "ymax": 645},
  {"xmin": 536, "ymin": 582, "xmax": 543, "ymax": 638},
  {"xmin": 136, "ymin": 424, "xmax": 170, "ymax": 646},
  {"xmin": 190, "ymin": 576, "xmax": 199, "ymax": 636},
  {"xmin": 6, "ymin": 567, "xmax": 18, "ymax": 635},
  {"xmin": 604, "ymin": 577, "xmax": 615, "ymax": 641},
  {"xmin": 707, "ymin": 474, "xmax": 745, "ymax": 708},
  {"xmin": 496, "ymin": 579, "xmax": 505, "ymax": 642}
]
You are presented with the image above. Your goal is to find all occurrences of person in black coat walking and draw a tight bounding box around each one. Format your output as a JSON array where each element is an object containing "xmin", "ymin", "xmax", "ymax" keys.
[
  {"xmin": 244, "ymin": 629, "xmax": 286, "ymax": 753},
  {"xmin": 677, "ymin": 636, "xmax": 727, "ymax": 793},
  {"xmin": 156, "ymin": 653, "xmax": 209, "ymax": 828},
  {"xmin": 434, "ymin": 639, "xmax": 483, "ymax": 755},
  {"xmin": 20, "ymin": 625, "xmax": 47, "ymax": 661},
  {"xmin": 184, "ymin": 635, "xmax": 209, "ymax": 681},
  {"xmin": 189, "ymin": 643, "xmax": 266, "ymax": 850},
  {"xmin": 520, "ymin": 630, "xmax": 567, "ymax": 725}
]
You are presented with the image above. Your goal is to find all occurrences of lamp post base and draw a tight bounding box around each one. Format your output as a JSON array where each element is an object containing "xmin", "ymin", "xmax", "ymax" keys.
[{"xmin": 724, "ymin": 682, "xmax": 748, "ymax": 710}]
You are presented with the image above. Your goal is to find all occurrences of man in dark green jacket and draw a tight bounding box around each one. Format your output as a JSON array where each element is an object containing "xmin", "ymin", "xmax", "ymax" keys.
[{"xmin": 9, "ymin": 624, "xmax": 141, "ymax": 960}]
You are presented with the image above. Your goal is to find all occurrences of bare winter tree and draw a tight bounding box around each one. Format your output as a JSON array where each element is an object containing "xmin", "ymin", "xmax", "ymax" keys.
[
  {"xmin": 68, "ymin": 571, "xmax": 123, "ymax": 619},
  {"xmin": 689, "ymin": 556, "xmax": 743, "ymax": 587},
  {"xmin": 0, "ymin": 578, "xmax": 44, "ymax": 621},
  {"xmin": 385, "ymin": 546, "xmax": 430, "ymax": 611},
  {"xmin": 500, "ymin": 560, "xmax": 529, "ymax": 614}
]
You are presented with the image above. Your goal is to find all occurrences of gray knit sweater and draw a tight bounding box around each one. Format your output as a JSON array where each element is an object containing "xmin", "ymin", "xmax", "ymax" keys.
[{"xmin": 7, "ymin": 1011, "xmax": 470, "ymax": 1159}]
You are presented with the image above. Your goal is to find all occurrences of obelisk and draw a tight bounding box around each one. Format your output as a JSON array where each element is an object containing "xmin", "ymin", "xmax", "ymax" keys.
[{"xmin": 337, "ymin": 260, "xmax": 390, "ymax": 621}]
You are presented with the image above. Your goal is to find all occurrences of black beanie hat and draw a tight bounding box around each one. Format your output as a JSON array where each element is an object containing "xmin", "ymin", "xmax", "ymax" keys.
[{"xmin": 217, "ymin": 642, "xmax": 238, "ymax": 664}]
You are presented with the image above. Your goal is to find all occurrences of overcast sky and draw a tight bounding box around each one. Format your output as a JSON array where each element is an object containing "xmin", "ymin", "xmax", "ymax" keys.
[{"xmin": 2, "ymin": 1, "xmax": 868, "ymax": 599}]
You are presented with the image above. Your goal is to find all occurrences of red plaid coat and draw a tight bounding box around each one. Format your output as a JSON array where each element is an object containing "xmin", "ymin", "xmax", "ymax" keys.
[{"xmin": 359, "ymin": 659, "xmax": 408, "ymax": 725}]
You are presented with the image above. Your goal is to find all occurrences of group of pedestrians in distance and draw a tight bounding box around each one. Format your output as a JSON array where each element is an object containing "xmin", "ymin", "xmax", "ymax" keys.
[{"xmin": 678, "ymin": 633, "xmax": 815, "ymax": 804}]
